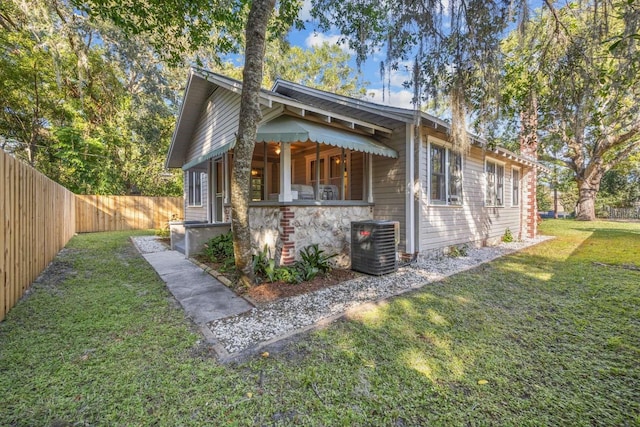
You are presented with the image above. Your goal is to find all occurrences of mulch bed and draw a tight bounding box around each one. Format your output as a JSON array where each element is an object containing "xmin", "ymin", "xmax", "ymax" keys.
[
  {"xmin": 193, "ymin": 255, "xmax": 359, "ymax": 304},
  {"xmin": 246, "ymin": 269, "xmax": 360, "ymax": 304}
]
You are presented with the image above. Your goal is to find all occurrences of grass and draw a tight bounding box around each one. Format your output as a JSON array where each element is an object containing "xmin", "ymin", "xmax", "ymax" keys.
[{"xmin": 0, "ymin": 221, "xmax": 638, "ymax": 426}]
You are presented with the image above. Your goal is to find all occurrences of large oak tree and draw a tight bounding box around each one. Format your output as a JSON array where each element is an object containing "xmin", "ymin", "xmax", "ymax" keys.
[{"xmin": 501, "ymin": 2, "xmax": 640, "ymax": 220}]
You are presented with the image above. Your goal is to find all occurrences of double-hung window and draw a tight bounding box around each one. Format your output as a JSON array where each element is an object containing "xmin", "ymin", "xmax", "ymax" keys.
[
  {"xmin": 187, "ymin": 171, "xmax": 202, "ymax": 206},
  {"xmin": 429, "ymin": 143, "xmax": 463, "ymax": 205},
  {"xmin": 485, "ymin": 160, "xmax": 504, "ymax": 207},
  {"xmin": 512, "ymin": 168, "xmax": 520, "ymax": 206}
]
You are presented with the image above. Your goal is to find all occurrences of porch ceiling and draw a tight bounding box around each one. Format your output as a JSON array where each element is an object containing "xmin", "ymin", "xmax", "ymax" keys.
[{"xmin": 256, "ymin": 116, "xmax": 398, "ymax": 158}]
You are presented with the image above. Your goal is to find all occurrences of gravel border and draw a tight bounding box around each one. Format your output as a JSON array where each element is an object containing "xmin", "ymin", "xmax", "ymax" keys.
[
  {"xmin": 131, "ymin": 236, "xmax": 169, "ymax": 254},
  {"xmin": 208, "ymin": 236, "xmax": 553, "ymax": 356}
]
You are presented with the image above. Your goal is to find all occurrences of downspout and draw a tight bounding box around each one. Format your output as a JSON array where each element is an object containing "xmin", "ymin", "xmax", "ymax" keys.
[
  {"xmin": 406, "ymin": 123, "xmax": 416, "ymax": 255},
  {"xmin": 405, "ymin": 56, "xmax": 421, "ymax": 258}
]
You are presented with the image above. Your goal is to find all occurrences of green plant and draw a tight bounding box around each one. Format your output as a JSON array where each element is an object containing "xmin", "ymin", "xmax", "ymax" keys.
[
  {"xmin": 155, "ymin": 226, "xmax": 170, "ymax": 238},
  {"xmin": 252, "ymin": 245, "xmax": 273, "ymax": 280},
  {"xmin": 253, "ymin": 244, "xmax": 335, "ymax": 284},
  {"xmin": 275, "ymin": 266, "xmax": 302, "ymax": 284},
  {"xmin": 155, "ymin": 214, "xmax": 180, "ymax": 239},
  {"xmin": 502, "ymin": 228, "xmax": 514, "ymax": 243},
  {"xmin": 203, "ymin": 231, "xmax": 234, "ymax": 262},
  {"xmin": 253, "ymin": 245, "xmax": 302, "ymax": 284},
  {"xmin": 297, "ymin": 244, "xmax": 338, "ymax": 281},
  {"xmin": 447, "ymin": 245, "xmax": 468, "ymax": 258}
]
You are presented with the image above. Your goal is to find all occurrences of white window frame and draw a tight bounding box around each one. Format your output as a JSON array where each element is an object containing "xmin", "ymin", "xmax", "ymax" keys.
[
  {"xmin": 305, "ymin": 148, "xmax": 350, "ymax": 184},
  {"xmin": 187, "ymin": 170, "xmax": 203, "ymax": 207},
  {"xmin": 512, "ymin": 166, "xmax": 521, "ymax": 207},
  {"xmin": 485, "ymin": 159, "xmax": 505, "ymax": 207},
  {"xmin": 304, "ymin": 147, "xmax": 356, "ymax": 200},
  {"xmin": 427, "ymin": 139, "xmax": 463, "ymax": 206}
]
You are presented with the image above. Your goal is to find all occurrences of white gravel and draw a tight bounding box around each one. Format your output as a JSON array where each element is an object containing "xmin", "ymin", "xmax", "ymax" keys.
[
  {"xmin": 208, "ymin": 236, "xmax": 553, "ymax": 355},
  {"xmin": 131, "ymin": 236, "xmax": 169, "ymax": 254}
]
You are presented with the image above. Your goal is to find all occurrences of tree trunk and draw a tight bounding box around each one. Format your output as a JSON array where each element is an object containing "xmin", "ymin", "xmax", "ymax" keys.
[
  {"xmin": 575, "ymin": 176, "xmax": 601, "ymax": 221},
  {"xmin": 231, "ymin": 0, "xmax": 276, "ymax": 287}
]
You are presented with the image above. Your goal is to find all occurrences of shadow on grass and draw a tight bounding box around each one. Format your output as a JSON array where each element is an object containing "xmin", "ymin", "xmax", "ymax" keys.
[
  {"xmin": 0, "ymin": 225, "xmax": 638, "ymax": 425},
  {"xmin": 304, "ymin": 220, "xmax": 640, "ymax": 424}
]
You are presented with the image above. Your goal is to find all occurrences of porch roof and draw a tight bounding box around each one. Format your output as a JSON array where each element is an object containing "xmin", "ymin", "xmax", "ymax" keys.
[
  {"xmin": 182, "ymin": 115, "xmax": 399, "ymax": 170},
  {"xmin": 182, "ymin": 141, "xmax": 234, "ymax": 171},
  {"xmin": 255, "ymin": 116, "xmax": 398, "ymax": 158}
]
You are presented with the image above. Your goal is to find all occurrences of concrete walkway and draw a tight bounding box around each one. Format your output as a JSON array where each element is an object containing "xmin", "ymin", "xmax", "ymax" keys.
[{"xmin": 132, "ymin": 237, "xmax": 253, "ymax": 325}]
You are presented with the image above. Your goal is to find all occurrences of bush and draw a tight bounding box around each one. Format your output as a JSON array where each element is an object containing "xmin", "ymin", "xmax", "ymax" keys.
[
  {"xmin": 502, "ymin": 228, "xmax": 514, "ymax": 243},
  {"xmin": 252, "ymin": 243, "xmax": 337, "ymax": 284},
  {"xmin": 203, "ymin": 232, "xmax": 234, "ymax": 262},
  {"xmin": 155, "ymin": 226, "xmax": 170, "ymax": 239},
  {"xmin": 252, "ymin": 246, "xmax": 302, "ymax": 284},
  {"xmin": 447, "ymin": 245, "xmax": 468, "ymax": 258}
]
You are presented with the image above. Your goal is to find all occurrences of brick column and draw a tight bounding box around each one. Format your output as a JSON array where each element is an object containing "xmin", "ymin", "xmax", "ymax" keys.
[
  {"xmin": 520, "ymin": 96, "xmax": 538, "ymax": 239},
  {"xmin": 522, "ymin": 165, "xmax": 537, "ymax": 239},
  {"xmin": 280, "ymin": 206, "xmax": 296, "ymax": 265}
]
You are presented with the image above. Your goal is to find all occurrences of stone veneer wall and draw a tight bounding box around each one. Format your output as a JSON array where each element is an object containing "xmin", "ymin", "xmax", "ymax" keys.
[{"xmin": 248, "ymin": 204, "xmax": 373, "ymax": 268}]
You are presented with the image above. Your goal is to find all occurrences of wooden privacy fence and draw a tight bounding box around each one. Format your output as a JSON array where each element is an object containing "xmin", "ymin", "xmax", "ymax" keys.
[
  {"xmin": 76, "ymin": 195, "xmax": 183, "ymax": 232},
  {"xmin": 1, "ymin": 150, "xmax": 184, "ymax": 320},
  {"xmin": 1, "ymin": 149, "xmax": 76, "ymax": 321}
]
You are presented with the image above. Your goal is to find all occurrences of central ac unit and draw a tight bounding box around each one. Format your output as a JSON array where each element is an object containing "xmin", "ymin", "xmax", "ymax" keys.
[{"xmin": 350, "ymin": 220, "xmax": 399, "ymax": 275}]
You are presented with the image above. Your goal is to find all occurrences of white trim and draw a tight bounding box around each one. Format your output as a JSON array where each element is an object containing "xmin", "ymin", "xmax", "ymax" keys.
[
  {"xmin": 367, "ymin": 154, "xmax": 373, "ymax": 203},
  {"xmin": 511, "ymin": 166, "xmax": 521, "ymax": 207},
  {"xmin": 426, "ymin": 137, "xmax": 464, "ymax": 207},
  {"xmin": 223, "ymin": 153, "xmax": 230, "ymax": 204},
  {"xmin": 406, "ymin": 124, "xmax": 415, "ymax": 254},
  {"xmin": 278, "ymin": 143, "xmax": 293, "ymax": 202},
  {"xmin": 208, "ymin": 160, "xmax": 213, "ymax": 222},
  {"xmin": 485, "ymin": 159, "xmax": 505, "ymax": 207},
  {"xmin": 186, "ymin": 170, "xmax": 204, "ymax": 207}
]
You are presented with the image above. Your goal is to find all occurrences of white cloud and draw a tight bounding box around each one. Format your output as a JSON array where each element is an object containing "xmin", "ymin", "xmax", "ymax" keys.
[
  {"xmin": 383, "ymin": 61, "xmax": 415, "ymax": 88},
  {"xmin": 365, "ymin": 88, "xmax": 416, "ymax": 109},
  {"xmin": 298, "ymin": 0, "xmax": 313, "ymax": 21},
  {"xmin": 304, "ymin": 32, "xmax": 352, "ymax": 53}
]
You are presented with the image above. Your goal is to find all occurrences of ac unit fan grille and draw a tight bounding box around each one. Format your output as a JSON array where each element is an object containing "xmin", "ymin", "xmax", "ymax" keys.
[{"xmin": 351, "ymin": 220, "xmax": 399, "ymax": 275}]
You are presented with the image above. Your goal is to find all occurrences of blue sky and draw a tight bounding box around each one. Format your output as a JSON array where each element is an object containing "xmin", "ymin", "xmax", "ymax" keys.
[
  {"xmin": 285, "ymin": 0, "xmax": 417, "ymax": 108},
  {"xmin": 284, "ymin": 0, "xmax": 545, "ymax": 109}
]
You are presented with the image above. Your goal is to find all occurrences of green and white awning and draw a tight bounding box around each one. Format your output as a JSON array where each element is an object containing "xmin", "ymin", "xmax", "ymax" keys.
[
  {"xmin": 182, "ymin": 115, "xmax": 398, "ymax": 170},
  {"xmin": 256, "ymin": 116, "xmax": 398, "ymax": 158},
  {"xmin": 182, "ymin": 141, "xmax": 235, "ymax": 171}
]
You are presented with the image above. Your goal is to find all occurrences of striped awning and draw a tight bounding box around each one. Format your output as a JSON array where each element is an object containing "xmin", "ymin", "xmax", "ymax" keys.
[{"xmin": 256, "ymin": 116, "xmax": 397, "ymax": 158}]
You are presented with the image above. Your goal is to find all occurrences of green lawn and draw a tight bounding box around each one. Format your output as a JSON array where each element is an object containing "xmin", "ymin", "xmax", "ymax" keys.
[{"xmin": 1, "ymin": 221, "xmax": 638, "ymax": 426}]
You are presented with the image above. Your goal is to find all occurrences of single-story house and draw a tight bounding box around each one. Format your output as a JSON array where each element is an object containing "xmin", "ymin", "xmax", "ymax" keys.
[{"xmin": 166, "ymin": 68, "xmax": 540, "ymax": 265}]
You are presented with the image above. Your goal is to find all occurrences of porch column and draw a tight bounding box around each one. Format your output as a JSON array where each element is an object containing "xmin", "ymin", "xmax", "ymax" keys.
[
  {"xmin": 367, "ymin": 153, "xmax": 374, "ymax": 203},
  {"xmin": 279, "ymin": 143, "xmax": 293, "ymax": 202}
]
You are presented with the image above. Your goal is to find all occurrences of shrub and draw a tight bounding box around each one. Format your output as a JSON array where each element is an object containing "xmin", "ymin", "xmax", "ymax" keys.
[
  {"xmin": 502, "ymin": 228, "xmax": 514, "ymax": 243},
  {"xmin": 203, "ymin": 231, "xmax": 234, "ymax": 262},
  {"xmin": 297, "ymin": 244, "xmax": 337, "ymax": 281},
  {"xmin": 252, "ymin": 243, "xmax": 337, "ymax": 284},
  {"xmin": 155, "ymin": 226, "xmax": 170, "ymax": 239},
  {"xmin": 447, "ymin": 245, "xmax": 468, "ymax": 258}
]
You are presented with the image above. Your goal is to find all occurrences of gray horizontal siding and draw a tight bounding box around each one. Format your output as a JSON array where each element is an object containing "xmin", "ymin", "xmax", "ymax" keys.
[
  {"xmin": 418, "ymin": 139, "xmax": 523, "ymax": 252},
  {"xmin": 372, "ymin": 123, "xmax": 408, "ymax": 251},
  {"xmin": 186, "ymin": 88, "xmax": 241, "ymax": 165}
]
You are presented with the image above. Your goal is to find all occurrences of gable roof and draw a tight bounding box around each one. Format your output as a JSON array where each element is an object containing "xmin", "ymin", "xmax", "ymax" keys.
[
  {"xmin": 166, "ymin": 69, "xmax": 398, "ymax": 168},
  {"xmin": 167, "ymin": 68, "xmax": 539, "ymax": 170}
]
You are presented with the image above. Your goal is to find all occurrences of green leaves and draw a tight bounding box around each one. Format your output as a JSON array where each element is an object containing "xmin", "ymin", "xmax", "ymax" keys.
[{"xmin": 1, "ymin": 0, "xmax": 184, "ymax": 196}]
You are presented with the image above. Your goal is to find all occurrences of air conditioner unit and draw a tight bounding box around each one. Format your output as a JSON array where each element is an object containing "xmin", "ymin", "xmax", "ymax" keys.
[{"xmin": 351, "ymin": 220, "xmax": 399, "ymax": 275}]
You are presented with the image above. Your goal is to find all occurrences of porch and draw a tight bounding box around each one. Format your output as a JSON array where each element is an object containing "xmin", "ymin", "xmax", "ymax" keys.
[{"xmin": 179, "ymin": 115, "xmax": 398, "ymax": 264}]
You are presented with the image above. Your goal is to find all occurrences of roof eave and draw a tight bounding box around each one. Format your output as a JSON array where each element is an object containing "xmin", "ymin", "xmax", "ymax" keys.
[{"xmin": 166, "ymin": 70, "xmax": 197, "ymax": 169}]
